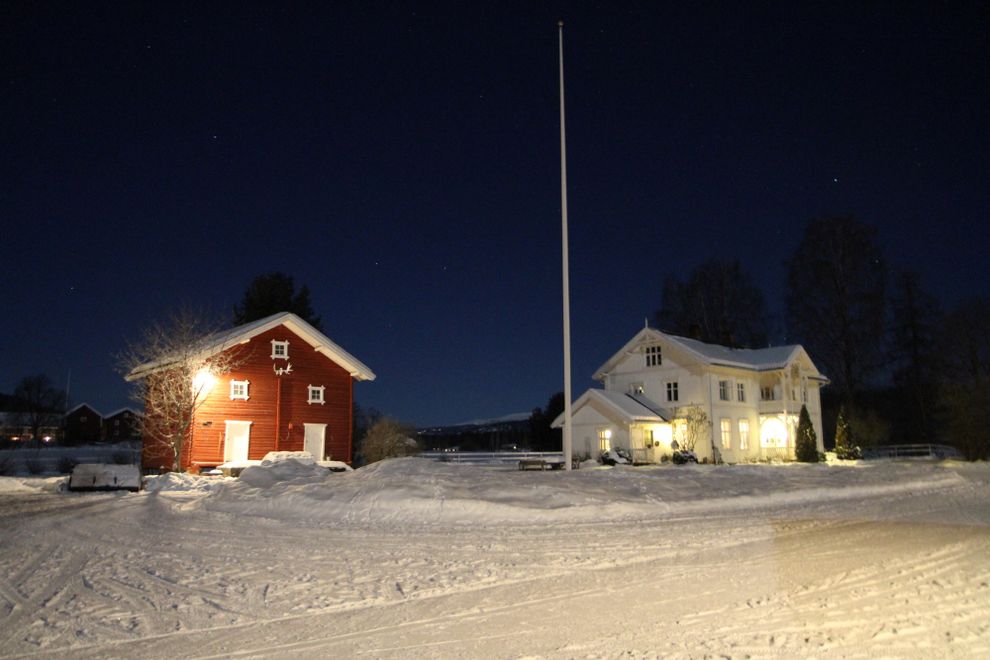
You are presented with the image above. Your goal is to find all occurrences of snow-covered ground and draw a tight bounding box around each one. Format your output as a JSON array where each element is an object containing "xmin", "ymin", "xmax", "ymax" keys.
[{"xmin": 1, "ymin": 457, "xmax": 988, "ymax": 658}]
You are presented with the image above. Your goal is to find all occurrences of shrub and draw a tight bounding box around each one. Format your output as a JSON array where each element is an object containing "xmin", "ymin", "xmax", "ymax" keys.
[{"xmin": 57, "ymin": 456, "xmax": 78, "ymax": 474}]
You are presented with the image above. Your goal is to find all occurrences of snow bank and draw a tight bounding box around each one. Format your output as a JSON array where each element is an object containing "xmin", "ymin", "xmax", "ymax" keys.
[
  {"xmin": 143, "ymin": 472, "xmax": 231, "ymax": 494},
  {"xmin": 193, "ymin": 457, "xmax": 970, "ymax": 527}
]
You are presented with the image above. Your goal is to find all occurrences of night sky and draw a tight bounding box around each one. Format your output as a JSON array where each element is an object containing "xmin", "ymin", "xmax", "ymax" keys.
[{"xmin": 3, "ymin": 3, "xmax": 988, "ymax": 426}]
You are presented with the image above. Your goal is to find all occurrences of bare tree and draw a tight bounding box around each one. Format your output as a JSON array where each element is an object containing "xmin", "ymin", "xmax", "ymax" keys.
[
  {"xmin": 360, "ymin": 418, "xmax": 419, "ymax": 464},
  {"xmin": 655, "ymin": 259, "xmax": 770, "ymax": 347},
  {"xmin": 786, "ymin": 215, "xmax": 887, "ymax": 405},
  {"xmin": 12, "ymin": 375, "xmax": 66, "ymax": 446},
  {"xmin": 120, "ymin": 308, "xmax": 247, "ymax": 472},
  {"xmin": 676, "ymin": 405, "xmax": 710, "ymax": 453}
]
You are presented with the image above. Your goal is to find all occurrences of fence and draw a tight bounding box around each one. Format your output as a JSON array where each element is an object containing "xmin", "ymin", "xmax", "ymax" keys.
[
  {"xmin": 861, "ymin": 444, "xmax": 961, "ymax": 460},
  {"xmin": 419, "ymin": 451, "xmax": 564, "ymax": 467}
]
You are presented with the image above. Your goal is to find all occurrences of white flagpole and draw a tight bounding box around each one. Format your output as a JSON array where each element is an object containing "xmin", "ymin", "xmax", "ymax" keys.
[{"xmin": 558, "ymin": 21, "xmax": 573, "ymax": 470}]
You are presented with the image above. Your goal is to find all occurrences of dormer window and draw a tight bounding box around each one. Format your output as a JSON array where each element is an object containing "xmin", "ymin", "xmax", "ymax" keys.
[
  {"xmin": 230, "ymin": 379, "xmax": 250, "ymax": 401},
  {"xmin": 630, "ymin": 383, "xmax": 645, "ymax": 395},
  {"xmin": 645, "ymin": 345, "xmax": 662, "ymax": 367},
  {"xmin": 271, "ymin": 340, "xmax": 290, "ymax": 360},
  {"xmin": 307, "ymin": 385, "xmax": 325, "ymax": 405}
]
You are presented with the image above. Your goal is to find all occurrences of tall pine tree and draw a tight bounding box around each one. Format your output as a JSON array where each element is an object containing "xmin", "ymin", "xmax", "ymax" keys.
[
  {"xmin": 233, "ymin": 272, "xmax": 322, "ymax": 330},
  {"xmin": 795, "ymin": 404, "xmax": 820, "ymax": 462},
  {"xmin": 833, "ymin": 405, "xmax": 860, "ymax": 459}
]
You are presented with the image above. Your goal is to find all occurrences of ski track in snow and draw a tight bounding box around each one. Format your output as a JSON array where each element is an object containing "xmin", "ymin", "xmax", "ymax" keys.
[{"xmin": 0, "ymin": 461, "xmax": 988, "ymax": 658}]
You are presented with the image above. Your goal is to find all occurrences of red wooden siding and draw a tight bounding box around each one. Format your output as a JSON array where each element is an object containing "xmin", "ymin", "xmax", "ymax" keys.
[{"xmin": 142, "ymin": 324, "xmax": 358, "ymax": 472}]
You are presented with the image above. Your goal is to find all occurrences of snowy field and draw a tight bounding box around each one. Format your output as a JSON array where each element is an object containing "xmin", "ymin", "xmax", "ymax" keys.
[{"xmin": 1, "ymin": 458, "xmax": 988, "ymax": 658}]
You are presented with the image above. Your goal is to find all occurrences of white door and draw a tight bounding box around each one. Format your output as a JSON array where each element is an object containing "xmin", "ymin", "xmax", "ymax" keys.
[
  {"xmin": 224, "ymin": 421, "xmax": 252, "ymax": 462},
  {"xmin": 304, "ymin": 423, "xmax": 327, "ymax": 460}
]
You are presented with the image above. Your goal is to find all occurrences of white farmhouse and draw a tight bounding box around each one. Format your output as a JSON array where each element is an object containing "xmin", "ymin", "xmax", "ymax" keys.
[{"xmin": 554, "ymin": 326, "xmax": 829, "ymax": 463}]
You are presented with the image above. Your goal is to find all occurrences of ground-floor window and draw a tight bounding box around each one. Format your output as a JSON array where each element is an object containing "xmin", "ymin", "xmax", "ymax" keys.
[
  {"xmin": 598, "ymin": 428, "xmax": 611, "ymax": 452},
  {"xmin": 739, "ymin": 419, "xmax": 750, "ymax": 450},
  {"xmin": 720, "ymin": 418, "xmax": 731, "ymax": 449}
]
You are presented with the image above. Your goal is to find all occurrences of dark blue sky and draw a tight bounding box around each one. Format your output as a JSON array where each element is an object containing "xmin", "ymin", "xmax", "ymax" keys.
[{"xmin": 3, "ymin": 2, "xmax": 988, "ymax": 425}]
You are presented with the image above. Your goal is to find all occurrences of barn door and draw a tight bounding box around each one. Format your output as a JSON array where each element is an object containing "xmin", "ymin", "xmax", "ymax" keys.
[
  {"xmin": 224, "ymin": 421, "xmax": 252, "ymax": 462},
  {"xmin": 304, "ymin": 423, "xmax": 327, "ymax": 460}
]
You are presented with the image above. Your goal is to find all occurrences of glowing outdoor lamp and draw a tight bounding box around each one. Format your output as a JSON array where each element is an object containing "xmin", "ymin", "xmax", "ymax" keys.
[{"xmin": 192, "ymin": 368, "xmax": 217, "ymax": 397}]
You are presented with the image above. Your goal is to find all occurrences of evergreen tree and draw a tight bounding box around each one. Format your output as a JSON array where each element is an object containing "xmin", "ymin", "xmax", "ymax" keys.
[
  {"xmin": 233, "ymin": 272, "xmax": 322, "ymax": 330},
  {"xmin": 795, "ymin": 404, "xmax": 819, "ymax": 462},
  {"xmin": 833, "ymin": 405, "xmax": 861, "ymax": 459}
]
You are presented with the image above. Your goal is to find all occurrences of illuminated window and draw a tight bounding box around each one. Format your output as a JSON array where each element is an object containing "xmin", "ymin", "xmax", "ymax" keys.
[
  {"xmin": 739, "ymin": 419, "xmax": 750, "ymax": 450},
  {"xmin": 719, "ymin": 380, "xmax": 730, "ymax": 401},
  {"xmin": 598, "ymin": 428, "xmax": 612, "ymax": 452},
  {"xmin": 666, "ymin": 381, "xmax": 679, "ymax": 402},
  {"xmin": 230, "ymin": 379, "xmax": 250, "ymax": 401},
  {"xmin": 720, "ymin": 418, "xmax": 731, "ymax": 449},
  {"xmin": 645, "ymin": 345, "xmax": 662, "ymax": 367},
  {"xmin": 307, "ymin": 385, "xmax": 325, "ymax": 405},
  {"xmin": 737, "ymin": 383, "xmax": 745, "ymax": 402},
  {"xmin": 644, "ymin": 428, "xmax": 654, "ymax": 447},
  {"xmin": 271, "ymin": 340, "xmax": 290, "ymax": 360}
]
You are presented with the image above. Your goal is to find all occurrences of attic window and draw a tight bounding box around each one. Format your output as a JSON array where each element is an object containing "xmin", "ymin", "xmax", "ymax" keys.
[
  {"xmin": 645, "ymin": 345, "xmax": 662, "ymax": 367},
  {"xmin": 271, "ymin": 340, "xmax": 290, "ymax": 360},
  {"xmin": 307, "ymin": 385, "xmax": 325, "ymax": 405},
  {"xmin": 230, "ymin": 379, "xmax": 250, "ymax": 401}
]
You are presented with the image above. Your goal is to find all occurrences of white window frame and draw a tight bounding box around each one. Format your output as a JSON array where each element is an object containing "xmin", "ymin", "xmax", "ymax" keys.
[
  {"xmin": 645, "ymin": 345, "xmax": 662, "ymax": 367},
  {"xmin": 720, "ymin": 418, "xmax": 731, "ymax": 449},
  {"xmin": 307, "ymin": 385, "xmax": 325, "ymax": 405},
  {"xmin": 737, "ymin": 382, "xmax": 746, "ymax": 402},
  {"xmin": 666, "ymin": 381, "xmax": 679, "ymax": 402},
  {"xmin": 739, "ymin": 419, "xmax": 750, "ymax": 450},
  {"xmin": 229, "ymin": 379, "xmax": 250, "ymax": 401},
  {"xmin": 271, "ymin": 340, "xmax": 290, "ymax": 360},
  {"xmin": 719, "ymin": 380, "xmax": 730, "ymax": 401}
]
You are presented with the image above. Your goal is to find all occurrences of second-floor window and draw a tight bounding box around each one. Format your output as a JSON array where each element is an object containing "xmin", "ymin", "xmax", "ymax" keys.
[
  {"xmin": 737, "ymin": 383, "xmax": 746, "ymax": 402},
  {"xmin": 666, "ymin": 381, "xmax": 679, "ymax": 402},
  {"xmin": 761, "ymin": 386, "xmax": 775, "ymax": 401},
  {"xmin": 271, "ymin": 340, "xmax": 290, "ymax": 359},
  {"xmin": 719, "ymin": 380, "xmax": 730, "ymax": 401},
  {"xmin": 645, "ymin": 345, "xmax": 662, "ymax": 367},
  {"xmin": 308, "ymin": 385, "xmax": 325, "ymax": 405},
  {"xmin": 230, "ymin": 379, "xmax": 249, "ymax": 400}
]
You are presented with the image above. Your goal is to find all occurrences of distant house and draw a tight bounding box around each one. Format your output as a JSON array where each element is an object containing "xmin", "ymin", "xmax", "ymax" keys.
[
  {"xmin": 126, "ymin": 312, "xmax": 375, "ymax": 473},
  {"xmin": 102, "ymin": 408, "xmax": 142, "ymax": 443},
  {"xmin": 64, "ymin": 403, "xmax": 103, "ymax": 445},
  {"xmin": 554, "ymin": 326, "xmax": 828, "ymax": 463}
]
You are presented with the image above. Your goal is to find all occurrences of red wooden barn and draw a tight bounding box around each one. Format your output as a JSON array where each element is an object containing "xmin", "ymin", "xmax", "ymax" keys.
[{"xmin": 129, "ymin": 312, "xmax": 375, "ymax": 473}]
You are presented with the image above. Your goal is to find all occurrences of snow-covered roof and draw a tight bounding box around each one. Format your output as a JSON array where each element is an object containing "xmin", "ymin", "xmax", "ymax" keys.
[
  {"xmin": 126, "ymin": 312, "xmax": 376, "ymax": 382},
  {"xmin": 66, "ymin": 403, "xmax": 102, "ymax": 417},
  {"xmin": 102, "ymin": 407, "xmax": 142, "ymax": 419},
  {"xmin": 594, "ymin": 327, "xmax": 826, "ymax": 380},
  {"xmin": 551, "ymin": 389, "xmax": 670, "ymax": 428}
]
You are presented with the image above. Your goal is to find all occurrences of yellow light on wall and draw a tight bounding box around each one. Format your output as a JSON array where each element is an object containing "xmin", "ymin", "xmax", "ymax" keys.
[{"xmin": 760, "ymin": 417, "xmax": 787, "ymax": 448}]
